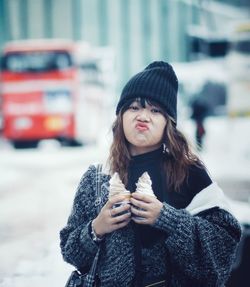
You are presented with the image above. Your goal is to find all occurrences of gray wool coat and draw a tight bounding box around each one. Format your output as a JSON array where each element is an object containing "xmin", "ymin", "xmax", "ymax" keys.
[{"xmin": 60, "ymin": 165, "xmax": 242, "ymax": 287}]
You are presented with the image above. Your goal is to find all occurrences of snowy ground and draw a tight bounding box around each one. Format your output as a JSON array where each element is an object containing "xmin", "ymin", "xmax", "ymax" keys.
[{"xmin": 0, "ymin": 117, "xmax": 250, "ymax": 287}]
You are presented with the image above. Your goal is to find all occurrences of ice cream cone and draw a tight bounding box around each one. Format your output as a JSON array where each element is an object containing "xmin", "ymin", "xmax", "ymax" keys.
[
  {"xmin": 133, "ymin": 172, "xmax": 155, "ymax": 220},
  {"xmin": 109, "ymin": 172, "xmax": 131, "ymax": 213}
]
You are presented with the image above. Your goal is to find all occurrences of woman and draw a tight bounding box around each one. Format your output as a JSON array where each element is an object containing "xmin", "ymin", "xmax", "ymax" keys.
[{"xmin": 60, "ymin": 61, "xmax": 241, "ymax": 287}]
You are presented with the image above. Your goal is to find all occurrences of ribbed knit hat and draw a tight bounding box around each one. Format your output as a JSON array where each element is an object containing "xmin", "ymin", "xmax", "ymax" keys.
[{"xmin": 116, "ymin": 61, "xmax": 178, "ymax": 122}]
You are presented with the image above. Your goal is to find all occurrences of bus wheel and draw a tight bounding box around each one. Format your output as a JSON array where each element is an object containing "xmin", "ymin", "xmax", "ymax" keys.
[
  {"xmin": 12, "ymin": 140, "xmax": 39, "ymax": 149},
  {"xmin": 58, "ymin": 138, "xmax": 83, "ymax": 147}
]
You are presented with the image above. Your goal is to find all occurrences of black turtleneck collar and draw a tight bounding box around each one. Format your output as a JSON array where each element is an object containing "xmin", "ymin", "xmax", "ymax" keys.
[{"xmin": 130, "ymin": 146, "xmax": 164, "ymax": 167}]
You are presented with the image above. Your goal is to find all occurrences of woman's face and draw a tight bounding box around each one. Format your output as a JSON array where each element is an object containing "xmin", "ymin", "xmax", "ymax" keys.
[{"xmin": 122, "ymin": 100, "xmax": 167, "ymax": 156}]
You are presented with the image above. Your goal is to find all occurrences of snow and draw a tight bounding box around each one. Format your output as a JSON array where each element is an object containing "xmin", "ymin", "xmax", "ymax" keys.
[
  {"xmin": 181, "ymin": 117, "xmax": 250, "ymax": 180},
  {"xmin": 0, "ymin": 116, "xmax": 250, "ymax": 286}
]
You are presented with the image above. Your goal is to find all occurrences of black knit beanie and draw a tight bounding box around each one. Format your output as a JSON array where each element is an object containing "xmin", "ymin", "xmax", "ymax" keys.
[{"xmin": 116, "ymin": 61, "xmax": 178, "ymax": 122}]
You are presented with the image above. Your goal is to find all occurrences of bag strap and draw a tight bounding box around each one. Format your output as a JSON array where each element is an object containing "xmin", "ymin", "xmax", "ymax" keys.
[
  {"xmin": 94, "ymin": 164, "xmax": 103, "ymax": 213},
  {"xmin": 84, "ymin": 164, "xmax": 103, "ymax": 287}
]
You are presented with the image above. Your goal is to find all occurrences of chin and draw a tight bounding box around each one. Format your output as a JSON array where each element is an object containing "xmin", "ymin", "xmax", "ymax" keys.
[{"xmin": 131, "ymin": 141, "xmax": 149, "ymax": 147}]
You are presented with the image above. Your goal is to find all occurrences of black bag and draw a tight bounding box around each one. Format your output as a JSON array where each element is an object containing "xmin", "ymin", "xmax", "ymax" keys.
[{"xmin": 65, "ymin": 164, "xmax": 103, "ymax": 287}]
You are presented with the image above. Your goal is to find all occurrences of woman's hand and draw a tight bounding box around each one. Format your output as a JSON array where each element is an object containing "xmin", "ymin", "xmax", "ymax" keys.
[
  {"xmin": 92, "ymin": 194, "xmax": 131, "ymax": 237},
  {"xmin": 130, "ymin": 192, "xmax": 163, "ymax": 225}
]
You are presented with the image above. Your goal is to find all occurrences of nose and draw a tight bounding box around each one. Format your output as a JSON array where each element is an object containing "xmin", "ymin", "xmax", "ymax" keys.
[{"xmin": 136, "ymin": 108, "xmax": 150, "ymax": 122}]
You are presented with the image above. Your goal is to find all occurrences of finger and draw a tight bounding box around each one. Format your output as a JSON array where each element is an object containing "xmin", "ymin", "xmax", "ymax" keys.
[
  {"xmin": 131, "ymin": 192, "xmax": 155, "ymax": 203},
  {"xmin": 111, "ymin": 203, "xmax": 131, "ymax": 216},
  {"xmin": 132, "ymin": 217, "xmax": 149, "ymax": 225},
  {"xmin": 106, "ymin": 195, "xmax": 131, "ymax": 208},
  {"xmin": 130, "ymin": 197, "xmax": 149, "ymax": 209},
  {"xmin": 112, "ymin": 211, "xmax": 131, "ymax": 224},
  {"xmin": 131, "ymin": 206, "xmax": 148, "ymax": 218},
  {"xmin": 112, "ymin": 218, "xmax": 131, "ymax": 230}
]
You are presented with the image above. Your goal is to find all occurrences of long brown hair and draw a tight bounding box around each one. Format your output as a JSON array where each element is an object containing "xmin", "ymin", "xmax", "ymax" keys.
[{"xmin": 108, "ymin": 103, "xmax": 205, "ymax": 191}]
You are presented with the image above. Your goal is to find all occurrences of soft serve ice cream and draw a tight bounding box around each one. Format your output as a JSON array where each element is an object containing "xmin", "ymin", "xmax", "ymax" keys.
[
  {"xmin": 135, "ymin": 172, "xmax": 156, "ymax": 197},
  {"xmin": 109, "ymin": 172, "xmax": 128, "ymax": 197},
  {"xmin": 133, "ymin": 172, "xmax": 156, "ymax": 220},
  {"xmin": 109, "ymin": 172, "xmax": 131, "ymax": 211}
]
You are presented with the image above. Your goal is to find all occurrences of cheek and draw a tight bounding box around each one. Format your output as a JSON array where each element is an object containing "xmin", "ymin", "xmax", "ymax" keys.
[
  {"xmin": 155, "ymin": 120, "xmax": 167, "ymax": 139},
  {"xmin": 122, "ymin": 114, "xmax": 132, "ymax": 139}
]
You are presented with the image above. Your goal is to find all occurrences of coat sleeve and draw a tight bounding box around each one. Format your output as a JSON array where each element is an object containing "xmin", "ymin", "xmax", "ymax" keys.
[
  {"xmin": 153, "ymin": 204, "xmax": 242, "ymax": 286},
  {"xmin": 59, "ymin": 165, "xmax": 99, "ymax": 270}
]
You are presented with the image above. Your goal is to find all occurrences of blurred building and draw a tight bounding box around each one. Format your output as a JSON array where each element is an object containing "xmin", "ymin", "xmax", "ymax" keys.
[{"xmin": 0, "ymin": 0, "xmax": 249, "ymax": 90}]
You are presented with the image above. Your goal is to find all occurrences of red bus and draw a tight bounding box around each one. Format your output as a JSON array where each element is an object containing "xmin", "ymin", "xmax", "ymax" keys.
[{"xmin": 0, "ymin": 39, "xmax": 80, "ymax": 148}]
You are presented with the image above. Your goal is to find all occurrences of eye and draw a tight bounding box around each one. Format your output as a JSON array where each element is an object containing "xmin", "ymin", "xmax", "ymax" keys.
[
  {"xmin": 129, "ymin": 105, "xmax": 139, "ymax": 111},
  {"xmin": 151, "ymin": 107, "xmax": 162, "ymax": 114}
]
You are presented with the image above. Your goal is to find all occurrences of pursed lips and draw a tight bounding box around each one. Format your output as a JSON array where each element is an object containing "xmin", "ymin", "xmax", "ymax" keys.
[{"xmin": 135, "ymin": 122, "xmax": 149, "ymax": 131}]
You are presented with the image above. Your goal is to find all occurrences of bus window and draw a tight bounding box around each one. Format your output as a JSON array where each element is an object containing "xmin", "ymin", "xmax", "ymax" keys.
[{"xmin": 1, "ymin": 51, "xmax": 73, "ymax": 73}]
